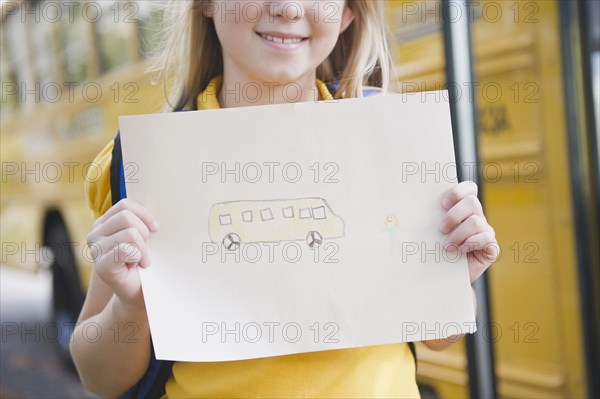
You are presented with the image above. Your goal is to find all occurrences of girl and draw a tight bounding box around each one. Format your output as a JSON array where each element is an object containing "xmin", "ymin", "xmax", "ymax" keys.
[{"xmin": 71, "ymin": 1, "xmax": 498, "ymax": 397}]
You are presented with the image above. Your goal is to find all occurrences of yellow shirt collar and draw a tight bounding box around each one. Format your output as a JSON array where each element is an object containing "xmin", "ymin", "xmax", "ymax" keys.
[{"xmin": 196, "ymin": 76, "xmax": 334, "ymax": 110}]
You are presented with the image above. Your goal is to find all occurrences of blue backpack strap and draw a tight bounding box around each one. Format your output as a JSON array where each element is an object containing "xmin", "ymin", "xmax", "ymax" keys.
[
  {"xmin": 110, "ymin": 131, "xmax": 127, "ymax": 203},
  {"xmin": 326, "ymin": 82, "xmax": 382, "ymax": 98},
  {"xmin": 119, "ymin": 340, "xmax": 174, "ymax": 399},
  {"xmin": 408, "ymin": 342, "xmax": 417, "ymax": 371},
  {"xmin": 362, "ymin": 87, "xmax": 383, "ymax": 97},
  {"xmin": 110, "ymin": 132, "xmax": 174, "ymax": 399}
]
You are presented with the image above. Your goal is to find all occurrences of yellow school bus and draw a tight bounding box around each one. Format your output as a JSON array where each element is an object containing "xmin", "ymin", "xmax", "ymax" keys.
[
  {"xmin": 385, "ymin": 0, "xmax": 599, "ymax": 397},
  {"xmin": 0, "ymin": 0, "xmax": 165, "ymax": 355},
  {"xmin": 1, "ymin": 0, "xmax": 598, "ymax": 397}
]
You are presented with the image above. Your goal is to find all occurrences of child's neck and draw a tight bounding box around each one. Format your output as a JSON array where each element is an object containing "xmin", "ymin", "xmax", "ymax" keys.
[{"xmin": 218, "ymin": 72, "xmax": 321, "ymax": 108}]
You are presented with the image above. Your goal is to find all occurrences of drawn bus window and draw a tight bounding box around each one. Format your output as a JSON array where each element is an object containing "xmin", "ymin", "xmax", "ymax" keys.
[
  {"xmin": 282, "ymin": 206, "xmax": 294, "ymax": 219},
  {"xmin": 299, "ymin": 207, "xmax": 311, "ymax": 219},
  {"xmin": 242, "ymin": 210, "xmax": 253, "ymax": 222},
  {"xmin": 209, "ymin": 198, "xmax": 345, "ymax": 249},
  {"xmin": 312, "ymin": 206, "xmax": 326, "ymax": 220},
  {"xmin": 261, "ymin": 208, "xmax": 274, "ymax": 221},
  {"xmin": 219, "ymin": 214, "xmax": 232, "ymax": 225}
]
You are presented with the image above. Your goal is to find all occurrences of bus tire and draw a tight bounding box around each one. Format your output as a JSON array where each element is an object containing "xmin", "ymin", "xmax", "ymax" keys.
[
  {"xmin": 222, "ymin": 233, "xmax": 241, "ymax": 250},
  {"xmin": 44, "ymin": 214, "xmax": 85, "ymax": 365},
  {"xmin": 306, "ymin": 231, "xmax": 323, "ymax": 248}
]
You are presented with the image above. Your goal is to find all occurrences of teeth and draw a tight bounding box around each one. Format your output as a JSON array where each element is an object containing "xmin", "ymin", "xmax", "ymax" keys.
[{"xmin": 261, "ymin": 34, "xmax": 303, "ymax": 44}]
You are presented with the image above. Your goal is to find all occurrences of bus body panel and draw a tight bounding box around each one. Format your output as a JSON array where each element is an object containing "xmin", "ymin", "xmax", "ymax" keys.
[{"xmin": 209, "ymin": 198, "xmax": 345, "ymax": 245}]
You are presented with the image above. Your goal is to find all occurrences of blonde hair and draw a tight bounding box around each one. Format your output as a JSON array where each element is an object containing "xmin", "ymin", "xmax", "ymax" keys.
[
  {"xmin": 384, "ymin": 213, "xmax": 400, "ymax": 227},
  {"xmin": 150, "ymin": 0, "xmax": 396, "ymax": 111}
]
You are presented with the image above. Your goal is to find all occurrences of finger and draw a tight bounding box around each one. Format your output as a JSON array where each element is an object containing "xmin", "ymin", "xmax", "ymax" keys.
[
  {"xmin": 445, "ymin": 214, "xmax": 493, "ymax": 248},
  {"xmin": 442, "ymin": 181, "xmax": 478, "ymax": 210},
  {"xmin": 112, "ymin": 228, "xmax": 151, "ymax": 268},
  {"xmin": 440, "ymin": 195, "xmax": 484, "ymax": 234},
  {"xmin": 116, "ymin": 243, "xmax": 144, "ymax": 267},
  {"xmin": 95, "ymin": 242, "xmax": 143, "ymax": 284},
  {"xmin": 466, "ymin": 246, "xmax": 495, "ymax": 283},
  {"xmin": 474, "ymin": 235, "xmax": 501, "ymax": 263},
  {"xmin": 94, "ymin": 245, "xmax": 144, "ymax": 307},
  {"xmin": 459, "ymin": 232, "xmax": 499, "ymax": 262},
  {"xmin": 461, "ymin": 233, "xmax": 499, "ymax": 283},
  {"xmin": 94, "ymin": 198, "xmax": 159, "ymax": 232},
  {"xmin": 96, "ymin": 209, "xmax": 151, "ymax": 240},
  {"xmin": 99, "ymin": 228, "xmax": 150, "ymax": 268}
]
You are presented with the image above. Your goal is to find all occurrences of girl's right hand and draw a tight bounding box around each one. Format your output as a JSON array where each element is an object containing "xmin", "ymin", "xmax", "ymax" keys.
[{"xmin": 86, "ymin": 199, "xmax": 160, "ymax": 310}]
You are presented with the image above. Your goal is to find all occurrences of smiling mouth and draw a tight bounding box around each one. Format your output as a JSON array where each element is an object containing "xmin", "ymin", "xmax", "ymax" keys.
[{"xmin": 256, "ymin": 32, "xmax": 308, "ymax": 44}]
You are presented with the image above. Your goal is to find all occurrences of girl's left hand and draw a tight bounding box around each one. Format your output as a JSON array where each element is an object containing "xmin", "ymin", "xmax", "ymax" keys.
[{"xmin": 440, "ymin": 181, "xmax": 499, "ymax": 283}]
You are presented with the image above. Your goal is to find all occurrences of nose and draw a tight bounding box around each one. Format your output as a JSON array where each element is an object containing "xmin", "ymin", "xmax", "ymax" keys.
[{"xmin": 267, "ymin": 0, "xmax": 303, "ymax": 22}]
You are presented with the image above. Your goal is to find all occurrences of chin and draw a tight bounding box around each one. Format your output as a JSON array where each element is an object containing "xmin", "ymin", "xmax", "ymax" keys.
[{"xmin": 255, "ymin": 69, "xmax": 310, "ymax": 86}]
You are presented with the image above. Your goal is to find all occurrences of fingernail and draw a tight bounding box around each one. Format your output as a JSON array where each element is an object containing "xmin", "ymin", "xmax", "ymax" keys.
[
  {"xmin": 439, "ymin": 222, "xmax": 448, "ymax": 233},
  {"xmin": 442, "ymin": 198, "xmax": 452, "ymax": 209},
  {"xmin": 151, "ymin": 221, "xmax": 160, "ymax": 231}
]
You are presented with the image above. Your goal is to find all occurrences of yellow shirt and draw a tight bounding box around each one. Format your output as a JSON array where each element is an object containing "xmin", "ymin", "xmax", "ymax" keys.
[{"xmin": 85, "ymin": 77, "xmax": 420, "ymax": 399}]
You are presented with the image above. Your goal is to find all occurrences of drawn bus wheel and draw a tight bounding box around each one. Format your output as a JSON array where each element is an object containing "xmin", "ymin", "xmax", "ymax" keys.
[
  {"xmin": 222, "ymin": 233, "xmax": 241, "ymax": 250},
  {"xmin": 306, "ymin": 231, "xmax": 323, "ymax": 248}
]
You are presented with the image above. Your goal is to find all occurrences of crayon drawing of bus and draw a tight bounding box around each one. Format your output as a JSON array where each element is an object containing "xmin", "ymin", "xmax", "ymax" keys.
[{"xmin": 209, "ymin": 198, "xmax": 345, "ymax": 250}]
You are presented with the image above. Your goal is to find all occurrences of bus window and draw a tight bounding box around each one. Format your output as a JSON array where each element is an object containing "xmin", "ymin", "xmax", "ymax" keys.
[
  {"xmin": 94, "ymin": 2, "xmax": 135, "ymax": 73},
  {"xmin": 137, "ymin": 1, "xmax": 165, "ymax": 58},
  {"xmin": 31, "ymin": 12, "xmax": 60, "ymax": 101},
  {"xmin": 282, "ymin": 206, "xmax": 294, "ymax": 218},
  {"xmin": 60, "ymin": 2, "xmax": 90, "ymax": 83},
  {"xmin": 5, "ymin": 9, "xmax": 36, "ymax": 112},
  {"xmin": 299, "ymin": 208, "xmax": 311, "ymax": 219},
  {"xmin": 242, "ymin": 210, "xmax": 253, "ymax": 222},
  {"xmin": 386, "ymin": 0, "xmax": 446, "ymax": 92},
  {"xmin": 312, "ymin": 206, "xmax": 326, "ymax": 220},
  {"xmin": 260, "ymin": 208, "xmax": 274, "ymax": 221},
  {"xmin": 219, "ymin": 214, "xmax": 232, "ymax": 226},
  {"xmin": 0, "ymin": 24, "xmax": 18, "ymax": 116},
  {"xmin": 585, "ymin": 0, "xmax": 600, "ymax": 155}
]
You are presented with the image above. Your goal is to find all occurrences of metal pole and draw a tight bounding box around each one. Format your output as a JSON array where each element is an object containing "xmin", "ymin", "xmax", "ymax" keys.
[{"xmin": 441, "ymin": 1, "xmax": 497, "ymax": 398}]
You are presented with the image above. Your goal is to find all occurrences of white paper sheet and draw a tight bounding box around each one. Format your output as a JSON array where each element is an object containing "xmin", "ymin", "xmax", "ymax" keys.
[{"xmin": 119, "ymin": 92, "xmax": 476, "ymax": 361}]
